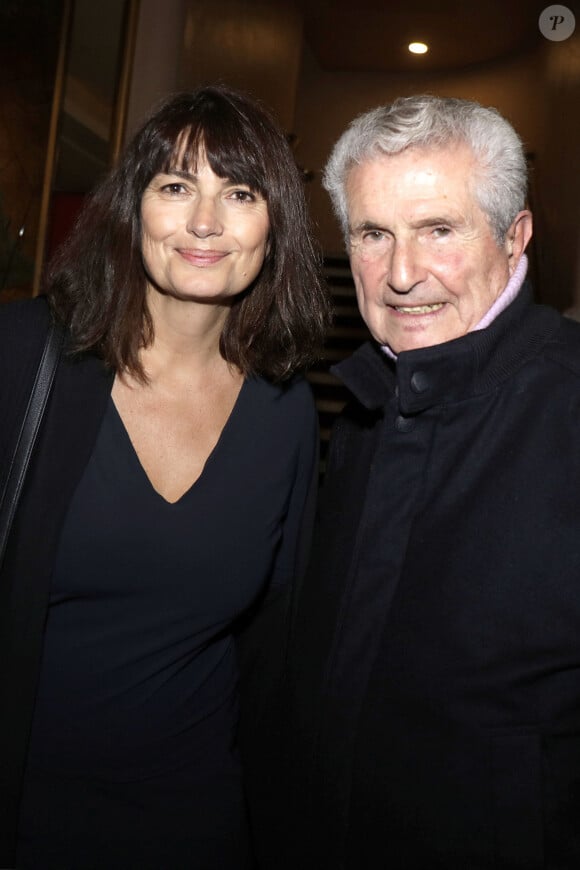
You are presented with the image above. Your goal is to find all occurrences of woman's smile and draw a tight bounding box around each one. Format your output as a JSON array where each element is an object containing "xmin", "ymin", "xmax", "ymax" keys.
[{"xmin": 177, "ymin": 247, "xmax": 229, "ymax": 266}]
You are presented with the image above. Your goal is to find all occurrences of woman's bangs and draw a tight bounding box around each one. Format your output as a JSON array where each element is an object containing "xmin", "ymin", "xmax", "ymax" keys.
[
  {"xmin": 158, "ymin": 124, "xmax": 204, "ymax": 175},
  {"xmin": 174, "ymin": 120, "xmax": 266, "ymax": 195}
]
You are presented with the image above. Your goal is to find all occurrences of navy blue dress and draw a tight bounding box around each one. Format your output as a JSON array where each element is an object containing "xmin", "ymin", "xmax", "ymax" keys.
[{"xmin": 16, "ymin": 376, "xmax": 318, "ymax": 869}]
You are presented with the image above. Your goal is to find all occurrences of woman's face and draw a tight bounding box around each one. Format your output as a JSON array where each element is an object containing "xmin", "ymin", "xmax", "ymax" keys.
[{"xmin": 140, "ymin": 152, "xmax": 270, "ymax": 304}]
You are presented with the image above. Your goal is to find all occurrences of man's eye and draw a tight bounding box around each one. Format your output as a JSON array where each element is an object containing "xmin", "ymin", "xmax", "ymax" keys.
[
  {"xmin": 363, "ymin": 230, "xmax": 384, "ymax": 242},
  {"xmin": 433, "ymin": 226, "xmax": 451, "ymax": 238}
]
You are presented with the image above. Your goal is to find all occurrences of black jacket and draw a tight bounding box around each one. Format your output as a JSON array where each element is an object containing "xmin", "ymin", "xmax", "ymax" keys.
[
  {"xmin": 277, "ymin": 285, "xmax": 580, "ymax": 869},
  {"xmin": 0, "ymin": 299, "xmax": 112, "ymax": 861},
  {"xmin": 0, "ymin": 297, "xmax": 317, "ymax": 865}
]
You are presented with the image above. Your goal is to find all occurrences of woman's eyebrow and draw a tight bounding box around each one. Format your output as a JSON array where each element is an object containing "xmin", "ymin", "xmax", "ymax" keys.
[{"xmin": 162, "ymin": 168, "xmax": 198, "ymax": 181}]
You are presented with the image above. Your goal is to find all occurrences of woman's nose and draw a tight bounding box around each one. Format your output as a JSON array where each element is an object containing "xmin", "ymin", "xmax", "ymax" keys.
[{"xmin": 186, "ymin": 196, "xmax": 223, "ymax": 238}]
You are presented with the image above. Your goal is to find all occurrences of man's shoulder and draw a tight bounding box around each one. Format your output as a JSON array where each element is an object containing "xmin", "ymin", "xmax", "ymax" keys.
[
  {"xmin": 331, "ymin": 341, "xmax": 393, "ymax": 412},
  {"xmin": 542, "ymin": 312, "xmax": 580, "ymax": 378},
  {"xmin": 332, "ymin": 340, "xmax": 385, "ymax": 379}
]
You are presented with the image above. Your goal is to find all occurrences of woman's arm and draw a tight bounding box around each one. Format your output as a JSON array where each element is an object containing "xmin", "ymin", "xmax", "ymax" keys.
[{"xmin": 235, "ymin": 380, "xmax": 319, "ymax": 724}]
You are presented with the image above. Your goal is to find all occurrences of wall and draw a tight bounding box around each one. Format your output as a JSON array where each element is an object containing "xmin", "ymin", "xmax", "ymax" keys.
[
  {"xmin": 126, "ymin": 0, "xmax": 303, "ymax": 141},
  {"xmin": 125, "ymin": 0, "xmax": 187, "ymax": 138},
  {"xmin": 534, "ymin": 33, "xmax": 580, "ymax": 310},
  {"xmin": 0, "ymin": 0, "xmax": 63, "ymax": 299},
  {"xmin": 178, "ymin": 0, "xmax": 303, "ymax": 131}
]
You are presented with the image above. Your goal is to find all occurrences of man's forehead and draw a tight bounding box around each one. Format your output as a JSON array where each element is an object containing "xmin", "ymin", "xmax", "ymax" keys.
[
  {"xmin": 345, "ymin": 144, "xmax": 477, "ymax": 213},
  {"xmin": 347, "ymin": 141, "xmax": 476, "ymax": 179}
]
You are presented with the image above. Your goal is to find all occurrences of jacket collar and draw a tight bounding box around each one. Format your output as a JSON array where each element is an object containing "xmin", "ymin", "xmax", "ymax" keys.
[{"xmin": 332, "ymin": 283, "xmax": 561, "ymax": 414}]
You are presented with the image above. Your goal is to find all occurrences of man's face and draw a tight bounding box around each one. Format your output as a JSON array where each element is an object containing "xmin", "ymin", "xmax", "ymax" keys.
[{"xmin": 345, "ymin": 143, "xmax": 532, "ymax": 353}]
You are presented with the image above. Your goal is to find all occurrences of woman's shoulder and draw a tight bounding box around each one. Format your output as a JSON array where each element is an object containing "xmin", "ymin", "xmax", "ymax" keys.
[
  {"xmin": 246, "ymin": 373, "xmax": 317, "ymax": 417},
  {"xmin": 0, "ymin": 296, "xmax": 52, "ymax": 370},
  {"xmin": 239, "ymin": 375, "xmax": 318, "ymax": 452},
  {"xmin": 0, "ymin": 294, "xmax": 51, "ymax": 339},
  {"xmin": 0, "ymin": 298, "xmax": 54, "ymax": 462}
]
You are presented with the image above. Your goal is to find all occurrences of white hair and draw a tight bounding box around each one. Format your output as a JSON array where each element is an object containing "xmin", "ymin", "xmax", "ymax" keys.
[{"xmin": 323, "ymin": 95, "xmax": 528, "ymax": 244}]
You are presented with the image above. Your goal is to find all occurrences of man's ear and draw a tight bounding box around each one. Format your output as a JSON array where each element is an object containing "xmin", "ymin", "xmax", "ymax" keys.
[{"xmin": 506, "ymin": 210, "xmax": 533, "ymax": 274}]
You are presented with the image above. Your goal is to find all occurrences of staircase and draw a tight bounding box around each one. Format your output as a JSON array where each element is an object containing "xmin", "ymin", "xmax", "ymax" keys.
[{"xmin": 306, "ymin": 257, "xmax": 371, "ymax": 476}]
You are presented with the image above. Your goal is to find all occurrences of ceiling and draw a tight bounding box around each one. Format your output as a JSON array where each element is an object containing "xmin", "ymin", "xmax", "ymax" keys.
[{"xmin": 294, "ymin": 0, "xmax": 559, "ymax": 74}]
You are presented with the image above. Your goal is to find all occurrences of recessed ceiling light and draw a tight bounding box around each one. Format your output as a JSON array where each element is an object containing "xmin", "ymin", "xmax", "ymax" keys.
[{"xmin": 408, "ymin": 42, "xmax": 428, "ymax": 55}]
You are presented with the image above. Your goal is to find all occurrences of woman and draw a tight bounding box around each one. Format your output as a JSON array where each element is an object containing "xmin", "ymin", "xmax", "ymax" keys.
[{"xmin": 0, "ymin": 85, "xmax": 329, "ymax": 868}]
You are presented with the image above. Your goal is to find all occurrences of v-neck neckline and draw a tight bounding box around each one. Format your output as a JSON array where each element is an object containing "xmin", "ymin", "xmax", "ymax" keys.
[{"xmin": 108, "ymin": 379, "xmax": 247, "ymax": 506}]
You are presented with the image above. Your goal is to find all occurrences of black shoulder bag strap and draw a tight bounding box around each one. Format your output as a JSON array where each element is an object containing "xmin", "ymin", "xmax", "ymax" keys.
[{"xmin": 0, "ymin": 319, "xmax": 64, "ymax": 570}]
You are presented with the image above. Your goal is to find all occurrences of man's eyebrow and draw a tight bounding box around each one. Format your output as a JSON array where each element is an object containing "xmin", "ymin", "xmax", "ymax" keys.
[
  {"xmin": 411, "ymin": 216, "xmax": 460, "ymax": 228},
  {"xmin": 349, "ymin": 216, "xmax": 462, "ymax": 236}
]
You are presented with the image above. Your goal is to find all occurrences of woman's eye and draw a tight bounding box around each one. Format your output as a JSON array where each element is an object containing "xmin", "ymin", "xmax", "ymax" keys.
[
  {"xmin": 159, "ymin": 182, "xmax": 187, "ymax": 195},
  {"xmin": 230, "ymin": 189, "xmax": 255, "ymax": 203}
]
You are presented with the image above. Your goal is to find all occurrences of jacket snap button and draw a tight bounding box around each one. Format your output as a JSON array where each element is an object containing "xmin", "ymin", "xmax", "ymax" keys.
[
  {"xmin": 410, "ymin": 371, "xmax": 429, "ymax": 393},
  {"xmin": 395, "ymin": 414, "xmax": 415, "ymax": 433}
]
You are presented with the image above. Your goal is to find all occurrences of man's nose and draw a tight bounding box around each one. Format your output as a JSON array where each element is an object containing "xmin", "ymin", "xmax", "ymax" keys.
[
  {"xmin": 388, "ymin": 238, "xmax": 426, "ymax": 294},
  {"xmin": 186, "ymin": 196, "xmax": 223, "ymax": 238}
]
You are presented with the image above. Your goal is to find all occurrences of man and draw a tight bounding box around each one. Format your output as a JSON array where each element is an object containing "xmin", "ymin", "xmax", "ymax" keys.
[{"xmin": 279, "ymin": 96, "xmax": 580, "ymax": 868}]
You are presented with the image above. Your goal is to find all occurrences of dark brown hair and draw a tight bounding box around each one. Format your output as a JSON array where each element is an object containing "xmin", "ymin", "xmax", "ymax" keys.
[{"xmin": 46, "ymin": 85, "xmax": 330, "ymax": 381}]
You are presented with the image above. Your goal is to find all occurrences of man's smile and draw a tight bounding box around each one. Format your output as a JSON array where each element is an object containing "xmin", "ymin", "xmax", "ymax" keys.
[{"xmin": 392, "ymin": 303, "xmax": 446, "ymax": 314}]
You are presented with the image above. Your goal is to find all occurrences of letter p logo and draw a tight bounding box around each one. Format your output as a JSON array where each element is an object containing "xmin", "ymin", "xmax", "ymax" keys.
[{"xmin": 539, "ymin": 5, "xmax": 576, "ymax": 40}]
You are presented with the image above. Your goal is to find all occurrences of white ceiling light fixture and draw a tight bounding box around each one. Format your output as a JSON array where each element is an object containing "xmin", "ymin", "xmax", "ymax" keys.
[{"xmin": 408, "ymin": 42, "xmax": 428, "ymax": 54}]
